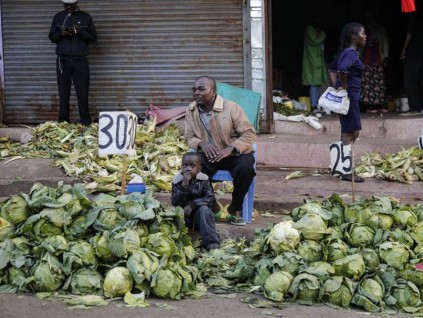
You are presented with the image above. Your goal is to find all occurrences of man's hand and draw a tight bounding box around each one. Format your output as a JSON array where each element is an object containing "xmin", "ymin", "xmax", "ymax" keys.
[
  {"xmin": 209, "ymin": 146, "xmax": 233, "ymax": 163},
  {"xmin": 181, "ymin": 172, "xmax": 191, "ymax": 188},
  {"xmin": 73, "ymin": 25, "xmax": 81, "ymax": 34},
  {"xmin": 199, "ymin": 141, "xmax": 221, "ymax": 162},
  {"xmin": 184, "ymin": 205, "xmax": 193, "ymax": 217}
]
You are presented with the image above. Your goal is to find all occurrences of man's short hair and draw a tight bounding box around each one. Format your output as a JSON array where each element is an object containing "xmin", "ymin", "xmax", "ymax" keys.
[
  {"xmin": 195, "ymin": 76, "xmax": 216, "ymax": 91},
  {"xmin": 62, "ymin": 0, "xmax": 78, "ymax": 4}
]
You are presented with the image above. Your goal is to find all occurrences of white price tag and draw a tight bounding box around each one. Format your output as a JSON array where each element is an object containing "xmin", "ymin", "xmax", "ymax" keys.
[{"xmin": 98, "ymin": 111, "xmax": 138, "ymax": 156}]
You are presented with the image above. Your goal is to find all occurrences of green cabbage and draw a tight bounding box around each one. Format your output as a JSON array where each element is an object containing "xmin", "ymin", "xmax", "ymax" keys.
[
  {"xmin": 90, "ymin": 232, "xmax": 115, "ymax": 262},
  {"xmin": 263, "ymin": 271, "xmax": 293, "ymax": 301},
  {"xmin": 351, "ymin": 275, "xmax": 385, "ymax": 313},
  {"xmin": 146, "ymin": 232, "xmax": 176, "ymax": 258},
  {"xmin": 414, "ymin": 245, "xmax": 423, "ymax": 258},
  {"xmin": 272, "ymin": 252, "xmax": 304, "ymax": 275},
  {"xmin": 32, "ymin": 253, "xmax": 65, "ymax": 292},
  {"xmin": 152, "ymin": 268, "xmax": 182, "ymax": 299},
  {"xmin": 325, "ymin": 226, "xmax": 344, "ymax": 241},
  {"xmin": 293, "ymin": 213, "xmax": 329, "ymax": 241},
  {"xmin": 127, "ymin": 248, "xmax": 160, "ymax": 286},
  {"xmin": 288, "ymin": 273, "xmax": 322, "ymax": 305},
  {"xmin": 1, "ymin": 195, "xmax": 29, "ymax": 225},
  {"xmin": 118, "ymin": 200, "xmax": 145, "ymax": 219},
  {"xmin": 411, "ymin": 222, "xmax": 423, "ymax": 245},
  {"xmin": 378, "ymin": 242, "xmax": 410, "ymax": 269},
  {"xmin": 103, "ymin": 266, "xmax": 134, "ymax": 298},
  {"xmin": 0, "ymin": 217, "xmax": 15, "ymax": 242},
  {"xmin": 296, "ymin": 240, "xmax": 322, "ymax": 263},
  {"xmin": 135, "ymin": 223, "xmax": 149, "ymax": 246},
  {"xmin": 301, "ymin": 261, "xmax": 335, "ymax": 279},
  {"xmin": 7, "ymin": 267, "xmax": 30, "ymax": 292},
  {"xmin": 391, "ymin": 279, "xmax": 421, "ymax": 309},
  {"xmin": 333, "ymin": 254, "xmax": 366, "ymax": 281},
  {"xmin": 394, "ymin": 207, "xmax": 418, "ymax": 227},
  {"xmin": 33, "ymin": 218, "xmax": 62, "ymax": 237},
  {"xmin": 344, "ymin": 206, "xmax": 372, "ymax": 224},
  {"xmin": 107, "ymin": 229, "xmax": 141, "ymax": 258},
  {"xmin": 389, "ymin": 228, "xmax": 415, "ymax": 248},
  {"xmin": 399, "ymin": 264, "xmax": 423, "ymax": 287},
  {"xmin": 376, "ymin": 213, "xmax": 394, "ymax": 230},
  {"xmin": 62, "ymin": 241, "xmax": 96, "ymax": 274},
  {"xmin": 291, "ymin": 202, "xmax": 329, "ymax": 221},
  {"xmin": 34, "ymin": 235, "xmax": 68, "ymax": 256},
  {"xmin": 343, "ymin": 223, "xmax": 375, "ymax": 247},
  {"xmin": 93, "ymin": 208, "xmax": 125, "ymax": 231},
  {"xmin": 67, "ymin": 267, "xmax": 103, "ymax": 295},
  {"xmin": 357, "ymin": 248, "xmax": 380, "ymax": 272},
  {"xmin": 266, "ymin": 221, "xmax": 300, "ymax": 254},
  {"xmin": 322, "ymin": 276, "xmax": 355, "ymax": 308},
  {"xmin": 324, "ymin": 239, "xmax": 349, "ymax": 262},
  {"xmin": 64, "ymin": 214, "xmax": 88, "ymax": 240}
]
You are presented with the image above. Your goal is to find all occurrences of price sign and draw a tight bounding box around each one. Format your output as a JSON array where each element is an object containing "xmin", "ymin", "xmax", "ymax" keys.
[{"xmin": 98, "ymin": 111, "xmax": 138, "ymax": 156}]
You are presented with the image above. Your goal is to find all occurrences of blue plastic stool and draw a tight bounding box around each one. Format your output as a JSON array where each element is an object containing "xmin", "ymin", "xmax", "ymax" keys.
[{"xmin": 190, "ymin": 144, "xmax": 256, "ymax": 223}]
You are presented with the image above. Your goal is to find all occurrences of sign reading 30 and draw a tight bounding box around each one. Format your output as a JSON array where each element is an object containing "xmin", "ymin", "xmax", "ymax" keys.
[{"xmin": 98, "ymin": 111, "xmax": 138, "ymax": 156}]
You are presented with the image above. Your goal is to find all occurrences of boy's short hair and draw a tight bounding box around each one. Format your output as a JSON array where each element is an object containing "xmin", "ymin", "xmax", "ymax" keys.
[{"xmin": 182, "ymin": 152, "xmax": 202, "ymax": 163}]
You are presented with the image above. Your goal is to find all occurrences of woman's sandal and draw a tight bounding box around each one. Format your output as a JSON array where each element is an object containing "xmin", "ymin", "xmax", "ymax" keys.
[{"xmin": 340, "ymin": 173, "xmax": 364, "ymax": 183}]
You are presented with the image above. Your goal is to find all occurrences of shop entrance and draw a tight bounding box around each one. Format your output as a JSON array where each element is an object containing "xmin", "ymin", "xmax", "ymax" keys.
[{"xmin": 271, "ymin": 0, "xmax": 406, "ymax": 108}]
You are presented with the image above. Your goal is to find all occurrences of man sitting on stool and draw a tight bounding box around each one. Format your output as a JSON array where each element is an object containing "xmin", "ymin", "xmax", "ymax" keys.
[{"xmin": 184, "ymin": 76, "xmax": 257, "ymax": 226}]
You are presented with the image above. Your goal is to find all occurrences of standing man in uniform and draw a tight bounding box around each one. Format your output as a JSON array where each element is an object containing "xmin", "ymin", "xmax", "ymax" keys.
[{"xmin": 49, "ymin": 0, "xmax": 97, "ymax": 126}]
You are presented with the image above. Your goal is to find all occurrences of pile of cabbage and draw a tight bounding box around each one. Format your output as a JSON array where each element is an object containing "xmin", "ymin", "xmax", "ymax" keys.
[
  {"xmin": 0, "ymin": 182, "xmax": 204, "ymax": 305},
  {"xmin": 197, "ymin": 195, "xmax": 423, "ymax": 314},
  {"xmin": 4, "ymin": 181, "xmax": 423, "ymax": 314}
]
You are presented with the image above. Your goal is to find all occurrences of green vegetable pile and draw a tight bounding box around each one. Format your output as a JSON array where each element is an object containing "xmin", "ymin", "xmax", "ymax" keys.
[
  {"xmin": 273, "ymin": 103, "xmax": 310, "ymax": 117},
  {"xmin": 197, "ymin": 195, "xmax": 423, "ymax": 314},
  {"xmin": 0, "ymin": 119, "xmax": 189, "ymax": 192},
  {"xmin": 272, "ymin": 91, "xmax": 311, "ymax": 117},
  {"xmin": 3, "ymin": 181, "xmax": 423, "ymax": 314},
  {"xmin": 356, "ymin": 147, "xmax": 423, "ymax": 184},
  {"xmin": 0, "ymin": 182, "xmax": 205, "ymax": 307}
]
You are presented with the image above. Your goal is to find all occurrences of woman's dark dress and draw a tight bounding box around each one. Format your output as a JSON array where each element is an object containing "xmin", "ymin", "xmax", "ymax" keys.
[{"xmin": 330, "ymin": 48, "xmax": 364, "ymax": 133}]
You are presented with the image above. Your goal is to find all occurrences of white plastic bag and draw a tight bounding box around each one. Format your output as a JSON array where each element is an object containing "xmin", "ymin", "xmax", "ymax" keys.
[{"xmin": 318, "ymin": 87, "xmax": 350, "ymax": 115}]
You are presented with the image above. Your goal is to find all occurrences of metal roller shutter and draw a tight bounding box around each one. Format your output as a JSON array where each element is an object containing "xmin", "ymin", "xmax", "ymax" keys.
[{"xmin": 2, "ymin": 0, "xmax": 245, "ymax": 124}]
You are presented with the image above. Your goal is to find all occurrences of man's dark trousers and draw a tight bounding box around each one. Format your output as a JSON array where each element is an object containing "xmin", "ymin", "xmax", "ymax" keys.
[
  {"xmin": 199, "ymin": 152, "xmax": 256, "ymax": 212},
  {"xmin": 56, "ymin": 56, "xmax": 92, "ymax": 125}
]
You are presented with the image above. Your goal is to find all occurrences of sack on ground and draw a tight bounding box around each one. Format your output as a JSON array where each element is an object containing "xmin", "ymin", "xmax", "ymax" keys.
[{"xmin": 318, "ymin": 87, "xmax": 350, "ymax": 115}]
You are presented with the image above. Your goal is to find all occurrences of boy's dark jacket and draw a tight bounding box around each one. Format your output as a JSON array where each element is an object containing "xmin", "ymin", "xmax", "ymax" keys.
[{"xmin": 171, "ymin": 172, "xmax": 215, "ymax": 210}]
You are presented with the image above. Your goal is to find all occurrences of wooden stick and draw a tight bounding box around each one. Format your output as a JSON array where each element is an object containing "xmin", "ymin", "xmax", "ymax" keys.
[
  {"xmin": 121, "ymin": 154, "xmax": 128, "ymax": 195},
  {"xmin": 351, "ymin": 143, "xmax": 356, "ymax": 203}
]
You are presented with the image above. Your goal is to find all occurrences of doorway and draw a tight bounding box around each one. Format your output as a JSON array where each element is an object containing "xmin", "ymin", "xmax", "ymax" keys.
[{"xmin": 271, "ymin": 0, "xmax": 406, "ymax": 104}]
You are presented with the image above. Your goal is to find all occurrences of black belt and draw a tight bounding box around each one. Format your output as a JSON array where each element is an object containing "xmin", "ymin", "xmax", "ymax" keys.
[{"xmin": 58, "ymin": 56, "xmax": 87, "ymax": 62}]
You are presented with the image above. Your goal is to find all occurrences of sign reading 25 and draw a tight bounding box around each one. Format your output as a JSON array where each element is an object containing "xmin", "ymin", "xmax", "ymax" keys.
[{"xmin": 98, "ymin": 111, "xmax": 138, "ymax": 156}]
